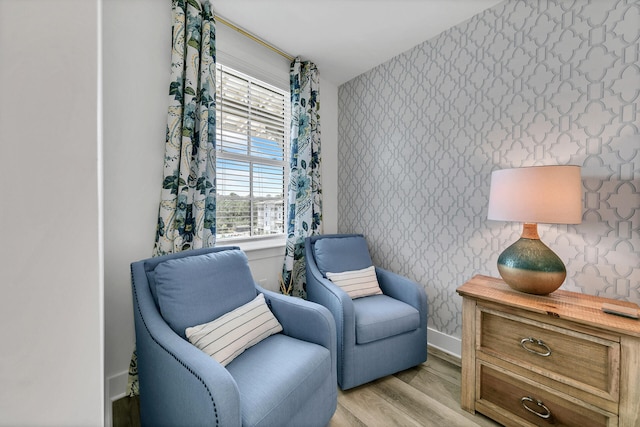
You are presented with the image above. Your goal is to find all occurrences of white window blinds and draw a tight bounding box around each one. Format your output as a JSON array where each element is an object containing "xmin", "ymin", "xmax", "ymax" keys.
[{"xmin": 216, "ymin": 64, "xmax": 289, "ymax": 240}]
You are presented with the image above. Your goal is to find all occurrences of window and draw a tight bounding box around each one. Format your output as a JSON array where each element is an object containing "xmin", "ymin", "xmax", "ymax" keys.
[{"xmin": 215, "ymin": 64, "xmax": 289, "ymax": 241}]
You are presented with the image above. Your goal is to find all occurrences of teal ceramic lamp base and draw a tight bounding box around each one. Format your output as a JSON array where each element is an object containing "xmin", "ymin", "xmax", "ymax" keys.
[{"xmin": 497, "ymin": 223, "xmax": 566, "ymax": 295}]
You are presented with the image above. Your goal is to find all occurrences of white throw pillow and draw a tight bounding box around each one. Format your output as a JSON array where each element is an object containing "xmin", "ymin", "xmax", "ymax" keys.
[
  {"xmin": 185, "ymin": 293, "xmax": 282, "ymax": 366},
  {"xmin": 326, "ymin": 266, "xmax": 383, "ymax": 299}
]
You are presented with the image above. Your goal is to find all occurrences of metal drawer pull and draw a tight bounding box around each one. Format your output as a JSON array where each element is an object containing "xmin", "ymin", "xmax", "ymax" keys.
[
  {"xmin": 521, "ymin": 396, "xmax": 552, "ymax": 419},
  {"xmin": 520, "ymin": 337, "xmax": 552, "ymax": 356}
]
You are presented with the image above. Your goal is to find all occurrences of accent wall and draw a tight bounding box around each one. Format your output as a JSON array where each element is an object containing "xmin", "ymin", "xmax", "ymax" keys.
[{"xmin": 338, "ymin": 0, "xmax": 639, "ymax": 343}]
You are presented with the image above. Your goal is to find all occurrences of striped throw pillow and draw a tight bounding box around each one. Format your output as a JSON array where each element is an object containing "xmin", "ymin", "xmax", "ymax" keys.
[
  {"xmin": 185, "ymin": 293, "xmax": 282, "ymax": 366},
  {"xmin": 326, "ymin": 266, "xmax": 383, "ymax": 299}
]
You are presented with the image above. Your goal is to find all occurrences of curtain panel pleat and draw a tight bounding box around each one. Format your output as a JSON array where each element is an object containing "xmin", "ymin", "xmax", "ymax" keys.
[
  {"xmin": 127, "ymin": 0, "xmax": 216, "ymax": 398},
  {"xmin": 282, "ymin": 58, "xmax": 322, "ymax": 298}
]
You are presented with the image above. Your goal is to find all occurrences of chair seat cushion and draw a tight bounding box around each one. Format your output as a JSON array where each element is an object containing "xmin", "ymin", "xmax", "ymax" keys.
[
  {"xmin": 353, "ymin": 295, "xmax": 420, "ymax": 344},
  {"xmin": 226, "ymin": 334, "xmax": 332, "ymax": 427}
]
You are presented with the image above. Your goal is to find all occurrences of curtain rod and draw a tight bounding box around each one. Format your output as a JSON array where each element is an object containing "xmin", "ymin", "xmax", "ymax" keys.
[{"xmin": 214, "ymin": 15, "xmax": 295, "ymax": 63}]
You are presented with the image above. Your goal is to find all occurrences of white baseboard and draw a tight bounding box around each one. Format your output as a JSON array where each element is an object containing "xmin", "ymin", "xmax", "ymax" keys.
[
  {"xmin": 427, "ymin": 326, "xmax": 461, "ymax": 359},
  {"xmin": 105, "ymin": 370, "xmax": 129, "ymax": 427},
  {"xmin": 108, "ymin": 370, "xmax": 129, "ymax": 401}
]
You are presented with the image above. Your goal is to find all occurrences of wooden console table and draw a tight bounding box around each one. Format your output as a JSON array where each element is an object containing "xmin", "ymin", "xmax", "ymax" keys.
[{"xmin": 457, "ymin": 275, "xmax": 640, "ymax": 427}]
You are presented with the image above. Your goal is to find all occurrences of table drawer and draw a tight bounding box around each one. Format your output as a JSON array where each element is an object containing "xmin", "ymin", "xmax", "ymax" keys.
[
  {"xmin": 478, "ymin": 363, "xmax": 615, "ymax": 427},
  {"xmin": 478, "ymin": 307, "xmax": 619, "ymax": 397}
]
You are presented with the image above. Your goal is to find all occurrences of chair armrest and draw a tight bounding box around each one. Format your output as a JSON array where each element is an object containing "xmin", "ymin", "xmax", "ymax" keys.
[
  {"xmin": 304, "ymin": 257, "xmax": 358, "ymax": 393},
  {"xmin": 376, "ymin": 267, "xmax": 428, "ymax": 326},
  {"xmin": 257, "ymin": 285, "xmax": 338, "ymax": 388},
  {"xmin": 257, "ymin": 285, "xmax": 336, "ymax": 352},
  {"xmin": 304, "ymin": 258, "xmax": 356, "ymax": 342},
  {"xmin": 132, "ymin": 263, "xmax": 241, "ymax": 427}
]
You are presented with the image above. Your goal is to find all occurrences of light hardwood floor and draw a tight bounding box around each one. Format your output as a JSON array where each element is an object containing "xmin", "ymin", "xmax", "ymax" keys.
[{"xmin": 112, "ymin": 347, "xmax": 499, "ymax": 427}]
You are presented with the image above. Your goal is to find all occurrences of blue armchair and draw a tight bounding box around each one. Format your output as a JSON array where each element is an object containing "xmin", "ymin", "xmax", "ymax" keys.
[
  {"xmin": 305, "ymin": 234, "xmax": 428, "ymax": 390},
  {"xmin": 131, "ymin": 247, "xmax": 337, "ymax": 427}
]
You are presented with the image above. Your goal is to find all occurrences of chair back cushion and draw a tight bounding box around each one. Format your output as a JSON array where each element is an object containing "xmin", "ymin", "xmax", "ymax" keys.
[
  {"xmin": 313, "ymin": 236, "xmax": 373, "ymax": 276},
  {"xmin": 153, "ymin": 249, "xmax": 257, "ymax": 338}
]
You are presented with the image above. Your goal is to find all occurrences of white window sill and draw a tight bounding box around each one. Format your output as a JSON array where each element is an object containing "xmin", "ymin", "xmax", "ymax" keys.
[{"xmin": 217, "ymin": 235, "xmax": 286, "ymax": 253}]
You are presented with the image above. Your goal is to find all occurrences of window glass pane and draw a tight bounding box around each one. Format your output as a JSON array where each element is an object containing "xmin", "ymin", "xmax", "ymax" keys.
[
  {"xmin": 253, "ymin": 198, "xmax": 284, "ymax": 236},
  {"xmin": 217, "ymin": 194, "xmax": 251, "ymax": 238},
  {"xmin": 253, "ymin": 164, "xmax": 284, "ymax": 198},
  {"xmin": 215, "ymin": 64, "xmax": 289, "ymax": 240},
  {"xmin": 217, "ymin": 159, "xmax": 250, "ymax": 197},
  {"xmin": 252, "ymin": 163, "xmax": 284, "ymax": 236},
  {"xmin": 251, "ymin": 136, "xmax": 284, "ymax": 161}
]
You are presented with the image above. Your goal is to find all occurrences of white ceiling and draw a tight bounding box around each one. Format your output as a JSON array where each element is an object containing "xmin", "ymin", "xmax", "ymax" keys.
[{"xmin": 212, "ymin": 0, "xmax": 503, "ymax": 85}]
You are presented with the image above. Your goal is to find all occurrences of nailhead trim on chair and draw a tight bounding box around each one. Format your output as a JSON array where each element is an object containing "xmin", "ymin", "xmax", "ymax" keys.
[{"xmin": 132, "ymin": 269, "xmax": 220, "ymax": 426}]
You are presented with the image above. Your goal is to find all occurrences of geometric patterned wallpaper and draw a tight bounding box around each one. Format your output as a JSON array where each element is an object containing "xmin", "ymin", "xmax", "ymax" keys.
[{"xmin": 337, "ymin": 0, "xmax": 639, "ymax": 338}]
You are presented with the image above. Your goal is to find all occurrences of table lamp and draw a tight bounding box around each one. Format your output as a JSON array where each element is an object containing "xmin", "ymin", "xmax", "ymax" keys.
[{"xmin": 487, "ymin": 165, "xmax": 582, "ymax": 295}]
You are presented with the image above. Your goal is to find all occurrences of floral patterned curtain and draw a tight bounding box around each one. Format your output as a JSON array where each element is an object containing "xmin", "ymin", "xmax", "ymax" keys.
[
  {"xmin": 281, "ymin": 58, "xmax": 322, "ymax": 298},
  {"xmin": 127, "ymin": 0, "xmax": 216, "ymax": 397},
  {"xmin": 153, "ymin": 0, "xmax": 217, "ymax": 256}
]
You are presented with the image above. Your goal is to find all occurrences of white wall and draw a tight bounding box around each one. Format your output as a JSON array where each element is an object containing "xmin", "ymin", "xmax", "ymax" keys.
[
  {"xmin": 102, "ymin": 1, "xmax": 170, "ymax": 412},
  {"xmin": 102, "ymin": 0, "xmax": 339, "ymax": 414},
  {"xmin": 321, "ymin": 78, "xmax": 339, "ymax": 235},
  {"xmin": 0, "ymin": 0, "xmax": 103, "ymax": 425}
]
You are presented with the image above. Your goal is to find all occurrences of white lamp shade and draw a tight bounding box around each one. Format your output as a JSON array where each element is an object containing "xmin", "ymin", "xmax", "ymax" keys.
[{"xmin": 488, "ymin": 165, "xmax": 582, "ymax": 224}]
